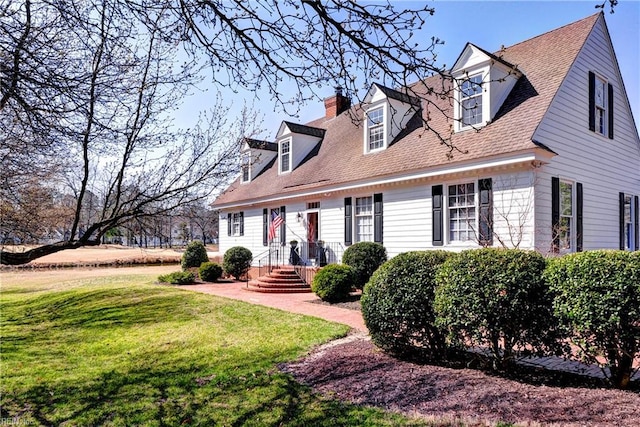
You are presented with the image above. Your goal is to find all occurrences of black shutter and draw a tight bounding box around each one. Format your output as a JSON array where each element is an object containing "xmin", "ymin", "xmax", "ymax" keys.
[
  {"xmin": 344, "ymin": 197, "xmax": 352, "ymax": 246},
  {"xmin": 263, "ymin": 208, "xmax": 268, "ymax": 246},
  {"xmin": 576, "ymin": 183, "xmax": 583, "ymax": 252},
  {"xmin": 635, "ymin": 195, "xmax": 639, "ymax": 250},
  {"xmin": 588, "ymin": 71, "xmax": 595, "ymax": 132},
  {"xmin": 280, "ymin": 206, "xmax": 286, "ymax": 245},
  {"xmin": 374, "ymin": 193, "xmax": 383, "ymax": 244},
  {"xmin": 432, "ymin": 185, "xmax": 443, "ymax": 246},
  {"xmin": 227, "ymin": 213, "xmax": 232, "ymax": 236},
  {"xmin": 478, "ymin": 178, "xmax": 493, "ymax": 246},
  {"xmin": 608, "ymin": 83, "xmax": 614, "ymax": 139},
  {"xmin": 551, "ymin": 177, "xmax": 560, "ymax": 253},
  {"xmin": 619, "ymin": 192, "xmax": 625, "ymax": 250},
  {"xmin": 239, "ymin": 212, "xmax": 244, "ymax": 236}
]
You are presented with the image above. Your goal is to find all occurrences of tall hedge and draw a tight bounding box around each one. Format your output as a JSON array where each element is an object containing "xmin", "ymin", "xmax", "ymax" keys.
[
  {"xmin": 435, "ymin": 248, "xmax": 560, "ymax": 369},
  {"xmin": 342, "ymin": 242, "xmax": 388, "ymax": 289},
  {"xmin": 361, "ymin": 251, "xmax": 452, "ymax": 359},
  {"xmin": 545, "ymin": 250, "xmax": 640, "ymax": 389}
]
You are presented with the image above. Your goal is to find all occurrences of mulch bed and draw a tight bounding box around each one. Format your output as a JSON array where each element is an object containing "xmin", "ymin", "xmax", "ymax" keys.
[{"xmin": 281, "ymin": 336, "xmax": 640, "ymax": 426}]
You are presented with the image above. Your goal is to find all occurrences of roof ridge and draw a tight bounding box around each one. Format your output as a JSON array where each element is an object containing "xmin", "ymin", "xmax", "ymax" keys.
[{"xmin": 494, "ymin": 12, "xmax": 600, "ymax": 55}]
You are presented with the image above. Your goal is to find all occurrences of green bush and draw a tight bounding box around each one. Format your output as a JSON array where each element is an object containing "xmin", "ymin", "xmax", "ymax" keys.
[
  {"xmin": 311, "ymin": 264, "xmax": 355, "ymax": 303},
  {"xmin": 545, "ymin": 250, "xmax": 640, "ymax": 389},
  {"xmin": 181, "ymin": 240, "xmax": 209, "ymax": 270},
  {"xmin": 223, "ymin": 246, "xmax": 253, "ymax": 280},
  {"xmin": 199, "ymin": 262, "xmax": 223, "ymax": 282},
  {"xmin": 158, "ymin": 271, "xmax": 196, "ymax": 285},
  {"xmin": 435, "ymin": 248, "xmax": 559, "ymax": 369},
  {"xmin": 342, "ymin": 242, "xmax": 388, "ymax": 289},
  {"xmin": 361, "ymin": 251, "xmax": 452, "ymax": 359}
]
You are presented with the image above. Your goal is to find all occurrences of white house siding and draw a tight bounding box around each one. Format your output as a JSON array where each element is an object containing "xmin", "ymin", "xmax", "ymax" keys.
[
  {"xmin": 491, "ymin": 170, "xmax": 537, "ymax": 250},
  {"xmin": 382, "ymin": 183, "xmax": 432, "ymax": 257},
  {"xmin": 218, "ymin": 207, "xmax": 267, "ymax": 260},
  {"xmin": 218, "ymin": 169, "xmax": 540, "ymax": 263},
  {"xmin": 533, "ymin": 17, "xmax": 640, "ymax": 252}
]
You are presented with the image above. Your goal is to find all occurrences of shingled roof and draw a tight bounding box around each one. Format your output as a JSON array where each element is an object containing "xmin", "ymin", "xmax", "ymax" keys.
[{"xmin": 214, "ymin": 13, "xmax": 599, "ymax": 207}]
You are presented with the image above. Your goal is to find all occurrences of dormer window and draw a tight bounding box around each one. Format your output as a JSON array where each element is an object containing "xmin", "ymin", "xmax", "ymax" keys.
[
  {"xmin": 367, "ymin": 106, "xmax": 385, "ymax": 151},
  {"xmin": 451, "ymin": 43, "xmax": 521, "ymax": 133},
  {"xmin": 240, "ymin": 153, "xmax": 251, "ymax": 183},
  {"xmin": 279, "ymin": 138, "xmax": 291, "ymax": 174},
  {"xmin": 460, "ymin": 74, "xmax": 484, "ymax": 127}
]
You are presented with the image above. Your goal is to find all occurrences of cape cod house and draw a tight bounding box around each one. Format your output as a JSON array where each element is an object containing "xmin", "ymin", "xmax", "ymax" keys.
[{"xmin": 213, "ymin": 13, "xmax": 640, "ymax": 273}]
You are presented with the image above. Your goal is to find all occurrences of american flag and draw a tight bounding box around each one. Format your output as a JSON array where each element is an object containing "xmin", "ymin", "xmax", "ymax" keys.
[{"xmin": 268, "ymin": 210, "xmax": 284, "ymax": 241}]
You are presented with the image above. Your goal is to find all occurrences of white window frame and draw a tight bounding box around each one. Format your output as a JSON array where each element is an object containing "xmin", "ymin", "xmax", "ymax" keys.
[
  {"xmin": 232, "ymin": 212, "xmax": 242, "ymax": 236},
  {"xmin": 447, "ymin": 182, "xmax": 477, "ymax": 243},
  {"xmin": 279, "ymin": 138, "xmax": 291, "ymax": 174},
  {"xmin": 365, "ymin": 105, "xmax": 386, "ymax": 153},
  {"xmin": 458, "ymin": 74, "xmax": 484, "ymax": 129},
  {"xmin": 558, "ymin": 180, "xmax": 575, "ymax": 253},
  {"xmin": 623, "ymin": 194, "xmax": 636, "ymax": 251},
  {"xmin": 594, "ymin": 75, "xmax": 607, "ymax": 136},
  {"xmin": 354, "ymin": 196, "xmax": 374, "ymax": 243},
  {"xmin": 240, "ymin": 153, "xmax": 251, "ymax": 183}
]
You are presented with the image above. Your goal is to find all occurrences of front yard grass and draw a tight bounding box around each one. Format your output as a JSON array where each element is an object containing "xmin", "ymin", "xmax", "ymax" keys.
[{"xmin": 0, "ymin": 269, "xmax": 425, "ymax": 426}]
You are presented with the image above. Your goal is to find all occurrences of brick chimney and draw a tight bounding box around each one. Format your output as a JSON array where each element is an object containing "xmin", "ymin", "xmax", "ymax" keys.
[{"xmin": 324, "ymin": 87, "xmax": 351, "ymax": 119}]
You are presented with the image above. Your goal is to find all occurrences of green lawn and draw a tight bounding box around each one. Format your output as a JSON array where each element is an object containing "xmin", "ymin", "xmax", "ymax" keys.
[{"xmin": 0, "ymin": 269, "xmax": 428, "ymax": 426}]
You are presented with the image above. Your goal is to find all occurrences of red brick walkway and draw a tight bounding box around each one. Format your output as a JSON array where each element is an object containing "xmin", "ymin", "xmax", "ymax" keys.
[
  {"xmin": 180, "ymin": 280, "xmax": 640, "ymax": 382},
  {"xmin": 181, "ymin": 281, "xmax": 367, "ymax": 332}
]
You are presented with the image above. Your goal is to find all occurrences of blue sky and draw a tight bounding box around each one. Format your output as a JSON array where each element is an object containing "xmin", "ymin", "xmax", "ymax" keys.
[{"xmin": 175, "ymin": 1, "xmax": 639, "ymax": 139}]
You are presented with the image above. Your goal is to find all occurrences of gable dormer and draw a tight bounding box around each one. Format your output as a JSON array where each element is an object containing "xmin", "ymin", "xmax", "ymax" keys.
[
  {"xmin": 362, "ymin": 83, "xmax": 420, "ymax": 154},
  {"xmin": 240, "ymin": 138, "xmax": 277, "ymax": 184},
  {"xmin": 275, "ymin": 121, "xmax": 325, "ymax": 175},
  {"xmin": 450, "ymin": 43, "xmax": 522, "ymax": 132}
]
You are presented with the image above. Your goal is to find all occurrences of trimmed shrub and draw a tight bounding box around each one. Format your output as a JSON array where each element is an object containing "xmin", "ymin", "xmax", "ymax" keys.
[
  {"xmin": 435, "ymin": 248, "xmax": 560, "ymax": 369},
  {"xmin": 545, "ymin": 250, "xmax": 640, "ymax": 389},
  {"xmin": 199, "ymin": 262, "xmax": 223, "ymax": 282},
  {"xmin": 311, "ymin": 264, "xmax": 356, "ymax": 303},
  {"xmin": 342, "ymin": 242, "xmax": 388, "ymax": 289},
  {"xmin": 223, "ymin": 246, "xmax": 253, "ymax": 280},
  {"xmin": 361, "ymin": 251, "xmax": 452, "ymax": 359},
  {"xmin": 158, "ymin": 271, "xmax": 196, "ymax": 285},
  {"xmin": 181, "ymin": 240, "xmax": 209, "ymax": 270}
]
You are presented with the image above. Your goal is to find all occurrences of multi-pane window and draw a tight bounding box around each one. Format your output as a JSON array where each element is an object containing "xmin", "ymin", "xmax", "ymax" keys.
[
  {"xmin": 367, "ymin": 107, "xmax": 384, "ymax": 151},
  {"xmin": 241, "ymin": 154, "xmax": 250, "ymax": 183},
  {"xmin": 355, "ymin": 196, "xmax": 373, "ymax": 242},
  {"xmin": 595, "ymin": 76, "xmax": 607, "ymax": 135},
  {"xmin": 307, "ymin": 202, "xmax": 320, "ymax": 210},
  {"xmin": 460, "ymin": 74, "xmax": 483, "ymax": 127},
  {"xmin": 232, "ymin": 213, "xmax": 242, "ymax": 236},
  {"xmin": 559, "ymin": 181, "xmax": 574, "ymax": 251},
  {"xmin": 448, "ymin": 183, "xmax": 476, "ymax": 241},
  {"xmin": 624, "ymin": 194, "xmax": 632, "ymax": 250},
  {"xmin": 280, "ymin": 139, "xmax": 291, "ymax": 173}
]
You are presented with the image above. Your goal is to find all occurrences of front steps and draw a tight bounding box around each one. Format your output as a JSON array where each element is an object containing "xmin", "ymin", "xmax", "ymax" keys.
[{"xmin": 246, "ymin": 266, "xmax": 312, "ymax": 293}]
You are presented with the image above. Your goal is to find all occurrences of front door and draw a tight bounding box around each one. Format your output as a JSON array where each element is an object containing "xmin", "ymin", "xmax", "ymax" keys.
[{"xmin": 307, "ymin": 211, "xmax": 319, "ymax": 258}]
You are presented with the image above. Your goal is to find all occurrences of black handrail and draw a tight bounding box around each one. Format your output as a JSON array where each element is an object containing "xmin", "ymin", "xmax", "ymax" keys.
[{"xmin": 256, "ymin": 241, "xmax": 344, "ymax": 285}]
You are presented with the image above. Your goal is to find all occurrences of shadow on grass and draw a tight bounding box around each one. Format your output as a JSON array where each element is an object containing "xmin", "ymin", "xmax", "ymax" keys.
[{"xmin": 2, "ymin": 365, "xmax": 411, "ymax": 426}]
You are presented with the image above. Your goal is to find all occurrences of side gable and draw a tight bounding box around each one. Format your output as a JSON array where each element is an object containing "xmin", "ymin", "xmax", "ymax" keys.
[
  {"xmin": 533, "ymin": 13, "xmax": 640, "ymax": 158},
  {"xmin": 532, "ymin": 12, "xmax": 640, "ymax": 251}
]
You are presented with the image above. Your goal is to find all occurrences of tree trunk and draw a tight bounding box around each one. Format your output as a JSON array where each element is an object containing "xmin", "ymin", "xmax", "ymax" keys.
[{"xmin": 0, "ymin": 240, "xmax": 100, "ymax": 265}]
